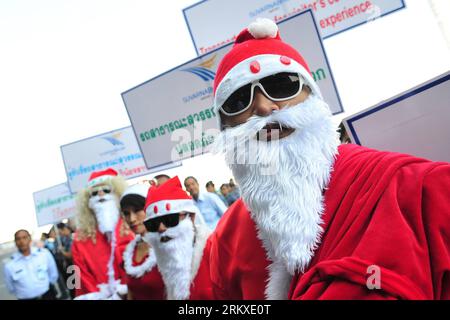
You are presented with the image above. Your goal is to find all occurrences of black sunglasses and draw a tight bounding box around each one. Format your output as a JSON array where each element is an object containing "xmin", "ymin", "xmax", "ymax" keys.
[
  {"xmin": 90, "ymin": 186, "xmax": 112, "ymax": 197},
  {"xmin": 220, "ymin": 72, "xmax": 304, "ymax": 116},
  {"xmin": 143, "ymin": 213, "xmax": 186, "ymax": 232}
]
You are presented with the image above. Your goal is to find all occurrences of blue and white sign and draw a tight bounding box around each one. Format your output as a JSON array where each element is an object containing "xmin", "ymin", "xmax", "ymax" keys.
[
  {"xmin": 343, "ymin": 71, "xmax": 450, "ymax": 162},
  {"xmin": 122, "ymin": 10, "xmax": 343, "ymax": 169},
  {"xmin": 33, "ymin": 183, "xmax": 76, "ymax": 227},
  {"xmin": 61, "ymin": 126, "xmax": 181, "ymax": 193},
  {"xmin": 183, "ymin": 0, "xmax": 405, "ymax": 55}
]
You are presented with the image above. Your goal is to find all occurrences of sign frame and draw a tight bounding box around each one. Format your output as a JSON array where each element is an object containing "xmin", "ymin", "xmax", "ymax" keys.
[
  {"xmin": 183, "ymin": 0, "xmax": 406, "ymax": 56},
  {"xmin": 32, "ymin": 183, "xmax": 76, "ymax": 227},
  {"xmin": 60, "ymin": 125, "xmax": 182, "ymax": 194},
  {"xmin": 343, "ymin": 72, "xmax": 450, "ymax": 146}
]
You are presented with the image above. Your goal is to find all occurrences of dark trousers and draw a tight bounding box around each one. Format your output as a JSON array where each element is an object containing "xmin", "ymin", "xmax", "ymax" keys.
[{"xmin": 20, "ymin": 286, "xmax": 57, "ymax": 300}]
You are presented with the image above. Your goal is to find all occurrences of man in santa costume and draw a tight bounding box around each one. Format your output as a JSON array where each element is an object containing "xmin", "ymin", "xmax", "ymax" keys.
[
  {"xmin": 72, "ymin": 168, "xmax": 134, "ymax": 299},
  {"xmin": 143, "ymin": 176, "xmax": 213, "ymax": 300},
  {"xmin": 210, "ymin": 18, "xmax": 450, "ymax": 300}
]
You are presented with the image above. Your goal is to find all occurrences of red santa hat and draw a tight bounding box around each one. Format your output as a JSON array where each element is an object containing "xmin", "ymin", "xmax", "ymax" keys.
[
  {"xmin": 213, "ymin": 18, "xmax": 321, "ymax": 124},
  {"xmin": 87, "ymin": 168, "xmax": 118, "ymax": 188},
  {"xmin": 144, "ymin": 176, "xmax": 198, "ymax": 221}
]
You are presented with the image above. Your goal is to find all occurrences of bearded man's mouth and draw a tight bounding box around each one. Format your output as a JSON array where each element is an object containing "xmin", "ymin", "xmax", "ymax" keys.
[
  {"xmin": 160, "ymin": 236, "xmax": 172, "ymax": 243},
  {"xmin": 256, "ymin": 122, "xmax": 295, "ymax": 141}
]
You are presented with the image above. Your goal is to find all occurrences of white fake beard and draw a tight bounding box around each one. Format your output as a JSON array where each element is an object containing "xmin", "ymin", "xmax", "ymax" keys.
[
  {"xmin": 144, "ymin": 218, "xmax": 195, "ymax": 300},
  {"xmin": 214, "ymin": 95, "xmax": 339, "ymax": 277},
  {"xmin": 88, "ymin": 193, "xmax": 120, "ymax": 236}
]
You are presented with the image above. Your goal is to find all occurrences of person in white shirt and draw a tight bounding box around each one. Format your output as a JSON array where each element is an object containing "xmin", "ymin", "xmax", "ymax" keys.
[
  {"xmin": 3, "ymin": 229, "xmax": 59, "ymax": 300},
  {"xmin": 184, "ymin": 176, "xmax": 227, "ymax": 229}
]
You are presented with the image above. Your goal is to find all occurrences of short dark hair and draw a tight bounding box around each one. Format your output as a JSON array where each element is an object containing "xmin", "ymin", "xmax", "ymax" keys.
[
  {"xmin": 154, "ymin": 174, "xmax": 170, "ymax": 180},
  {"xmin": 56, "ymin": 223, "xmax": 72, "ymax": 232},
  {"xmin": 220, "ymin": 183, "xmax": 230, "ymax": 190},
  {"xmin": 184, "ymin": 176, "xmax": 198, "ymax": 185},
  {"xmin": 14, "ymin": 229, "xmax": 31, "ymax": 240},
  {"xmin": 120, "ymin": 194, "xmax": 146, "ymax": 212},
  {"xmin": 205, "ymin": 181, "xmax": 214, "ymax": 188}
]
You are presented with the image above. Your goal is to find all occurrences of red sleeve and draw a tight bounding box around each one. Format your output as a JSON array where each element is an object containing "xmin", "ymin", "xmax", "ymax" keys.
[
  {"xmin": 422, "ymin": 163, "xmax": 450, "ymax": 299},
  {"xmin": 114, "ymin": 220, "xmax": 134, "ymax": 284},
  {"xmin": 72, "ymin": 239, "xmax": 100, "ymax": 296},
  {"xmin": 291, "ymin": 155, "xmax": 450, "ymax": 300}
]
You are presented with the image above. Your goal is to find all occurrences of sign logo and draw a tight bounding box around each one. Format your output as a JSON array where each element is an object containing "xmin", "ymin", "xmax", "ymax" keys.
[
  {"xmin": 101, "ymin": 132, "xmax": 124, "ymax": 146},
  {"xmin": 181, "ymin": 54, "xmax": 217, "ymax": 81}
]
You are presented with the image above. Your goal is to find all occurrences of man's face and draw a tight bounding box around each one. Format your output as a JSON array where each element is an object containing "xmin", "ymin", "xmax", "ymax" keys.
[
  {"xmin": 15, "ymin": 231, "xmax": 31, "ymax": 253},
  {"xmin": 206, "ymin": 184, "xmax": 215, "ymax": 193},
  {"xmin": 59, "ymin": 227, "xmax": 71, "ymax": 237},
  {"xmin": 88, "ymin": 182, "xmax": 121, "ymax": 235},
  {"xmin": 89, "ymin": 183, "xmax": 112, "ymax": 201},
  {"xmin": 184, "ymin": 178, "xmax": 199, "ymax": 199},
  {"xmin": 221, "ymin": 85, "xmax": 311, "ymax": 141},
  {"xmin": 220, "ymin": 185, "xmax": 230, "ymax": 196},
  {"xmin": 146, "ymin": 213, "xmax": 194, "ymax": 243}
]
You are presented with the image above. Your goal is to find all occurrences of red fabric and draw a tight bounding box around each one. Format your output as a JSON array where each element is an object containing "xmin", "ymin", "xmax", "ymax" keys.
[
  {"xmin": 88, "ymin": 168, "xmax": 118, "ymax": 182},
  {"xmin": 210, "ymin": 144, "xmax": 450, "ymax": 300},
  {"xmin": 125, "ymin": 249, "xmax": 165, "ymax": 300},
  {"xmin": 288, "ymin": 144, "xmax": 450, "ymax": 300},
  {"xmin": 72, "ymin": 219, "xmax": 134, "ymax": 296},
  {"xmin": 210, "ymin": 200, "xmax": 270, "ymax": 299},
  {"xmin": 213, "ymin": 28, "xmax": 311, "ymax": 94},
  {"xmin": 189, "ymin": 236, "xmax": 214, "ymax": 300}
]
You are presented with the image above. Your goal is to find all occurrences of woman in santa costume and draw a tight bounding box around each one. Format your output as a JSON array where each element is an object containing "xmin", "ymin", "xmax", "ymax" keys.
[
  {"xmin": 143, "ymin": 176, "xmax": 213, "ymax": 300},
  {"xmin": 72, "ymin": 168, "xmax": 134, "ymax": 299},
  {"xmin": 119, "ymin": 183, "xmax": 165, "ymax": 300},
  {"xmin": 210, "ymin": 18, "xmax": 450, "ymax": 300}
]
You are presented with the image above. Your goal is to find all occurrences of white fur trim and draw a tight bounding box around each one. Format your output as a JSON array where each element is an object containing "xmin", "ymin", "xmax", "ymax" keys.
[
  {"xmin": 87, "ymin": 175, "xmax": 115, "ymax": 188},
  {"xmin": 265, "ymin": 260, "xmax": 292, "ymax": 300},
  {"xmin": 145, "ymin": 199, "xmax": 197, "ymax": 220},
  {"xmin": 190, "ymin": 223, "xmax": 211, "ymax": 281},
  {"xmin": 248, "ymin": 18, "xmax": 278, "ymax": 39},
  {"xmin": 123, "ymin": 235, "xmax": 157, "ymax": 278},
  {"xmin": 214, "ymin": 54, "xmax": 322, "ymax": 125},
  {"xmin": 164, "ymin": 222, "xmax": 211, "ymax": 300},
  {"xmin": 121, "ymin": 184, "xmax": 149, "ymax": 200}
]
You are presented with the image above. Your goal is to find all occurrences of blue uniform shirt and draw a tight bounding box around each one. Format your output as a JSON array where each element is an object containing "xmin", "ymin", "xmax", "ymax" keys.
[
  {"xmin": 194, "ymin": 192, "xmax": 227, "ymax": 229},
  {"xmin": 3, "ymin": 247, "xmax": 59, "ymax": 299}
]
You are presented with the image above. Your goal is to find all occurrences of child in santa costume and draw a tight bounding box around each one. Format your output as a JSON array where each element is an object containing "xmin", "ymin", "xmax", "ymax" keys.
[
  {"xmin": 119, "ymin": 183, "xmax": 165, "ymax": 300},
  {"xmin": 143, "ymin": 176, "xmax": 213, "ymax": 300},
  {"xmin": 210, "ymin": 18, "xmax": 450, "ymax": 300},
  {"xmin": 72, "ymin": 168, "xmax": 134, "ymax": 299}
]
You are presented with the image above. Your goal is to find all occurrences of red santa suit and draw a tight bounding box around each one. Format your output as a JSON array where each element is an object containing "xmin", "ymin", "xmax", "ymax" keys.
[
  {"xmin": 210, "ymin": 200, "xmax": 270, "ymax": 300},
  {"xmin": 143, "ymin": 176, "xmax": 214, "ymax": 300},
  {"xmin": 188, "ymin": 225, "xmax": 214, "ymax": 300},
  {"xmin": 120, "ymin": 235, "xmax": 165, "ymax": 300},
  {"xmin": 286, "ymin": 143, "xmax": 450, "ymax": 300},
  {"xmin": 211, "ymin": 144, "xmax": 450, "ymax": 299},
  {"xmin": 72, "ymin": 218, "xmax": 134, "ymax": 297}
]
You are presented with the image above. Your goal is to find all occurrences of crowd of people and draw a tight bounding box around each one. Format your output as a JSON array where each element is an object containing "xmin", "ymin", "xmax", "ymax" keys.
[{"xmin": 3, "ymin": 18, "xmax": 449, "ymax": 301}]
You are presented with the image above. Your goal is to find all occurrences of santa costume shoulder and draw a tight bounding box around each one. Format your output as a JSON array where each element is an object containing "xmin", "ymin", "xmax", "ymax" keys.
[
  {"xmin": 209, "ymin": 199, "xmax": 270, "ymax": 300},
  {"xmin": 123, "ymin": 235, "xmax": 157, "ymax": 278}
]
